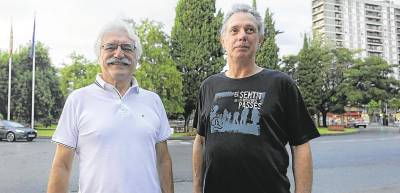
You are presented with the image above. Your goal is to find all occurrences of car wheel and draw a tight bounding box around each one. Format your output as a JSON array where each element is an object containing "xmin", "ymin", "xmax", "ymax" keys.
[
  {"xmin": 6, "ymin": 132, "xmax": 16, "ymax": 142},
  {"xmin": 27, "ymin": 137, "xmax": 34, "ymax": 142},
  {"xmin": 363, "ymin": 125, "xmax": 366, "ymax": 128}
]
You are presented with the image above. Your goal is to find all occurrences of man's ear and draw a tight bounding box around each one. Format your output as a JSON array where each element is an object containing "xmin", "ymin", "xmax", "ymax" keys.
[
  {"xmin": 220, "ymin": 36, "xmax": 225, "ymax": 47},
  {"xmin": 259, "ymin": 36, "xmax": 264, "ymax": 44}
]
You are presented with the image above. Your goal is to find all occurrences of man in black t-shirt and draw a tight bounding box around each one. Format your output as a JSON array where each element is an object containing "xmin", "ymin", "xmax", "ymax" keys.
[{"xmin": 192, "ymin": 4, "xmax": 320, "ymax": 193}]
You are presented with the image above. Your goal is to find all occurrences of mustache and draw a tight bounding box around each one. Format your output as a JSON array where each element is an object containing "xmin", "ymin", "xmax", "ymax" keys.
[{"xmin": 106, "ymin": 57, "xmax": 132, "ymax": 66}]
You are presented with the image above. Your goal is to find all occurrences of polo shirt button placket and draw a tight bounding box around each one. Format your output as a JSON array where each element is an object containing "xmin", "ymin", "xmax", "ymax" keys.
[{"xmin": 118, "ymin": 99, "xmax": 130, "ymax": 118}]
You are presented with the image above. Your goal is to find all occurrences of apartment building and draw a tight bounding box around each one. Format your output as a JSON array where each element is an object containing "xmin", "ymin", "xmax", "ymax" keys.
[{"xmin": 312, "ymin": 0, "xmax": 400, "ymax": 79}]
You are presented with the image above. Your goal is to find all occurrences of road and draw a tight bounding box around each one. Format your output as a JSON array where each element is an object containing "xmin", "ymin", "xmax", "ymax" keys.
[{"xmin": 0, "ymin": 126, "xmax": 399, "ymax": 193}]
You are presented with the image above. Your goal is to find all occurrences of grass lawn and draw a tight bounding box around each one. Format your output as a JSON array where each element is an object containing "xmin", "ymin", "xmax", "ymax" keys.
[
  {"xmin": 37, "ymin": 129, "xmax": 55, "ymax": 137},
  {"xmin": 36, "ymin": 124, "xmax": 57, "ymax": 137},
  {"xmin": 171, "ymin": 131, "xmax": 196, "ymax": 138},
  {"xmin": 318, "ymin": 127, "xmax": 358, "ymax": 135}
]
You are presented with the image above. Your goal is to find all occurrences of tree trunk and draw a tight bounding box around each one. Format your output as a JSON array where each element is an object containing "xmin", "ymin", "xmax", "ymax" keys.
[{"xmin": 322, "ymin": 111, "xmax": 328, "ymax": 127}]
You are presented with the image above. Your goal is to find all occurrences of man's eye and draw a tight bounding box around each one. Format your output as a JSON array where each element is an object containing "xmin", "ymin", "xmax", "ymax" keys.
[
  {"xmin": 104, "ymin": 44, "xmax": 117, "ymax": 50},
  {"xmin": 121, "ymin": 44, "xmax": 135, "ymax": 52},
  {"xmin": 230, "ymin": 28, "xmax": 239, "ymax": 33},
  {"xmin": 246, "ymin": 28, "xmax": 255, "ymax": 33}
]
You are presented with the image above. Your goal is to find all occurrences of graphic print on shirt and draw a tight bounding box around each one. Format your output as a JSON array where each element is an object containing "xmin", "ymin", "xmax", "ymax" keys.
[{"xmin": 209, "ymin": 91, "xmax": 266, "ymax": 136}]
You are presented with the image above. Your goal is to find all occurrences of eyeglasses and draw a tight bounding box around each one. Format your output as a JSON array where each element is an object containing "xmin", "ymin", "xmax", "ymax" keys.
[{"xmin": 101, "ymin": 43, "xmax": 136, "ymax": 53}]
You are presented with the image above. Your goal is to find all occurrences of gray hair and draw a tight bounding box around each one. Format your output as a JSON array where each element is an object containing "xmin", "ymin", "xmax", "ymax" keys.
[
  {"xmin": 220, "ymin": 4, "xmax": 264, "ymax": 38},
  {"xmin": 94, "ymin": 20, "xmax": 142, "ymax": 60}
]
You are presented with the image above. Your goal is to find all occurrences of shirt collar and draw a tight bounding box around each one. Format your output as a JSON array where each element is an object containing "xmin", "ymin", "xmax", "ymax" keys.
[{"xmin": 95, "ymin": 74, "xmax": 140, "ymax": 94}]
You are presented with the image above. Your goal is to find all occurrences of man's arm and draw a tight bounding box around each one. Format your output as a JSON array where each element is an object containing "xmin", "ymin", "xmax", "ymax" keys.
[
  {"xmin": 291, "ymin": 142, "xmax": 314, "ymax": 193},
  {"xmin": 156, "ymin": 141, "xmax": 174, "ymax": 193},
  {"xmin": 192, "ymin": 134, "xmax": 204, "ymax": 193},
  {"xmin": 47, "ymin": 144, "xmax": 75, "ymax": 193}
]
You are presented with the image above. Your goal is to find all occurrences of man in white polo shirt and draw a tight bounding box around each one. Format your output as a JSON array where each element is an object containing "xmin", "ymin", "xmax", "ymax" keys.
[{"xmin": 47, "ymin": 20, "xmax": 174, "ymax": 193}]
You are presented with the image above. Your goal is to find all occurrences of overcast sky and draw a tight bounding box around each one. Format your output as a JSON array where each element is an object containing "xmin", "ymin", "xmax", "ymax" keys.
[{"xmin": 1, "ymin": 0, "xmax": 317, "ymax": 66}]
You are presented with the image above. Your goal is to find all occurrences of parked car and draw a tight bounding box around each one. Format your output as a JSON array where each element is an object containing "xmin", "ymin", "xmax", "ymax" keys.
[
  {"xmin": 347, "ymin": 119, "xmax": 368, "ymax": 128},
  {"xmin": 0, "ymin": 120, "xmax": 37, "ymax": 142}
]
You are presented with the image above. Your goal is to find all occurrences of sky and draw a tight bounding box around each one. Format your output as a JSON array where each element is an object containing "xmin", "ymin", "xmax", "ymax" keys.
[{"xmin": 1, "ymin": 0, "xmax": 313, "ymax": 66}]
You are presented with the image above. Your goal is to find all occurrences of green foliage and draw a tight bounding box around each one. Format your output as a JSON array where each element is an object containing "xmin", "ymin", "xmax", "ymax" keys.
[
  {"xmin": 280, "ymin": 55, "xmax": 298, "ymax": 78},
  {"xmin": 296, "ymin": 35, "xmax": 324, "ymax": 115},
  {"xmin": 171, "ymin": 0, "xmax": 224, "ymax": 125},
  {"xmin": 252, "ymin": 0, "xmax": 257, "ymax": 9},
  {"xmin": 339, "ymin": 56, "xmax": 400, "ymax": 106},
  {"xmin": 388, "ymin": 98, "xmax": 400, "ymax": 112},
  {"xmin": 367, "ymin": 99, "xmax": 380, "ymax": 114},
  {"xmin": 0, "ymin": 42, "xmax": 63, "ymax": 126},
  {"xmin": 59, "ymin": 52, "xmax": 99, "ymax": 96},
  {"xmin": 256, "ymin": 8, "xmax": 280, "ymax": 70},
  {"xmin": 135, "ymin": 19, "xmax": 184, "ymax": 116}
]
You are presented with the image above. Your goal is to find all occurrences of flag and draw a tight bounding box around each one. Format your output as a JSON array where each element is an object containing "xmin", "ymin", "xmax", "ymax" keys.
[
  {"xmin": 9, "ymin": 22, "xmax": 13, "ymax": 56},
  {"xmin": 29, "ymin": 15, "xmax": 36, "ymax": 58}
]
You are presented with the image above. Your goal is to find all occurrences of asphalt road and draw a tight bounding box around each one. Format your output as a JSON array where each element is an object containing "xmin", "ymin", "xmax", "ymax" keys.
[{"xmin": 0, "ymin": 125, "xmax": 399, "ymax": 193}]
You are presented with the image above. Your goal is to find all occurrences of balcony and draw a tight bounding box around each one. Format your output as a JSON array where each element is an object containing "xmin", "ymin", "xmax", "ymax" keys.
[
  {"xmin": 312, "ymin": 0, "xmax": 323, "ymax": 8},
  {"xmin": 366, "ymin": 31, "xmax": 382, "ymax": 37},
  {"xmin": 368, "ymin": 52, "xmax": 383, "ymax": 57},
  {"xmin": 366, "ymin": 18, "xmax": 382, "ymax": 24},
  {"xmin": 365, "ymin": 11, "xmax": 381, "ymax": 18},
  {"xmin": 335, "ymin": 13, "xmax": 343, "ymax": 19},
  {"xmin": 335, "ymin": 20, "xmax": 343, "ymax": 25},
  {"xmin": 365, "ymin": 4, "xmax": 382, "ymax": 11},
  {"xmin": 366, "ymin": 23, "xmax": 382, "ymax": 30},
  {"xmin": 367, "ymin": 45, "xmax": 383, "ymax": 52},
  {"xmin": 335, "ymin": 0, "xmax": 342, "ymax": 5},
  {"xmin": 367, "ymin": 38, "xmax": 383, "ymax": 44}
]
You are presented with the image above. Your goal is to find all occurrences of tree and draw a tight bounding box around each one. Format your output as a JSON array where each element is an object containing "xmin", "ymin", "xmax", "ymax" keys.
[
  {"xmin": 252, "ymin": 0, "xmax": 257, "ymax": 9},
  {"xmin": 256, "ymin": 8, "xmax": 280, "ymax": 70},
  {"xmin": 339, "ymin": 56, "xmax": 400, "ymax": 106},
  {"xmin": 317, "ymin": 48, "xmax": 355, "ymax": 127},
  {"xmin": 388, "ymin": 98, "xmax": 400, "ymax": 112},
  {"xmin": 296, "ymin": 35, "xmax": 324, "ymax": 116},
  {"xmin": 171, "ymin": 0, "xmax": 224, "ymax": 128},
  {"xmin": 0, "ymin": 51, "xmax": 10, "ymax": 119},
  {"xmin": 0, "ymin": 42, "xmax": 64, "ymax": 126},
  {"xmin": 280, "ymin": 55, "xmax": 298, "ymax": 78},
  {"xmin": 135, "ymin": 19, "xmax": 184, "ymax": 116},
  {"xmin": 59, "ymin": 53, "xmax": 99, "ymax": 97}
]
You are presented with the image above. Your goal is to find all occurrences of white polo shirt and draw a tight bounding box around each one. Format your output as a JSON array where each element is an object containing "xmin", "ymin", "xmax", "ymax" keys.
[{"xmin": 52, "ymin": 75, "xmax": 172, "ymax": 193}]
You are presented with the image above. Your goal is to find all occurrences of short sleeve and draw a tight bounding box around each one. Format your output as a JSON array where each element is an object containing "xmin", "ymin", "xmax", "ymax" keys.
[
  {"xmin": 155, "ymin": 95, "xmax": 173, "ymax": 142},
  {"xmin": 194, "ymin": 85, "xmax": 206, "ymax": 136},
  {"xmin": 52, "ymin": 94, "xmax": 79, "ymax": 149},
  {"xmin": 284, "ymin": 80, "xmax": 320, "ymax": 146}
]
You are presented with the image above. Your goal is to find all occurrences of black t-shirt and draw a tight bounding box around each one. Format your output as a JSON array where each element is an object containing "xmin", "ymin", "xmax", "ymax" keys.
[{"xmin": 195, "ymin": 69, "xmax": 320, "ymax": 193}]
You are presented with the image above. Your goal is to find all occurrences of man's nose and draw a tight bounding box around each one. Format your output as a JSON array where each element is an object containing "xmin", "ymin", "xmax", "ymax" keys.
[
  {"xmin": 238, "ymin": 29, "xmax": 248, "ymax": 41},
  {"xmin": 113, "ymin": 45, "xmax": 124, "ymax": 58}
]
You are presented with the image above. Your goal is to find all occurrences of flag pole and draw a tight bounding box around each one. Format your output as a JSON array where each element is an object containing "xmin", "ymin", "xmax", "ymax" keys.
[
  {"xmin": 31, "ymin": 13, "xmax": 36, "ymax": 128},
  {"xmin": 7, "ymin": 18, "xmax": 13, "ymax": 121}
]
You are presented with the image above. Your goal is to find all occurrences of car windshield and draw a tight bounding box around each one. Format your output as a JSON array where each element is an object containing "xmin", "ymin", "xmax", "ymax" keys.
[{"xmin": 3, "ymin": 121, "xmax": 25, "ymax": 127}]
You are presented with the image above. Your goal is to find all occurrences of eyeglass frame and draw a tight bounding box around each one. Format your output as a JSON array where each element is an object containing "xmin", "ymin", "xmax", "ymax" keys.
[{"xmin": 101, "ymin": 43, "xmax": 137, "ymax": 54}]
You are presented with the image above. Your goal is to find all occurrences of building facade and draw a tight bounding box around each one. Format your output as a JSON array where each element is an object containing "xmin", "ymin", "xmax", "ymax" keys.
[{"xmin": 312, "ymin": 0, "xmax": 400, "ymax": 79}]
